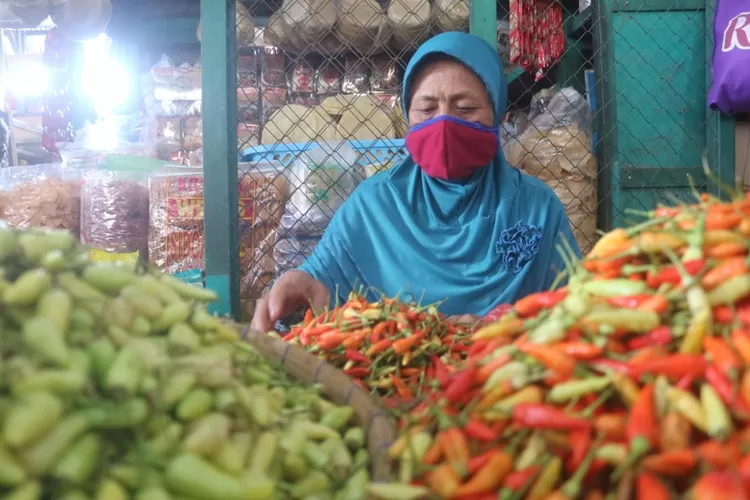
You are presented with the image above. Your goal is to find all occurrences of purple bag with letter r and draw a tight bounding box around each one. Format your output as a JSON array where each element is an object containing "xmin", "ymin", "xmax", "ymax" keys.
[{"xmin": 709, "ymin": 1, "xmax": 750, "ymax": 113}]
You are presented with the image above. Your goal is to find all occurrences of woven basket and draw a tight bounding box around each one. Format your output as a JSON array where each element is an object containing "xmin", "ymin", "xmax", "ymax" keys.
[{"xmin": 239, "ymin": 326, "xmax": 396, "ymax": 482}]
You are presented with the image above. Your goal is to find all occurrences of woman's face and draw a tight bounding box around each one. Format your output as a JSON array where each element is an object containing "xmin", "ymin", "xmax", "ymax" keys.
[{"xmin": 408, "ymin": 59, "xmax": 494, "ymax": 127}]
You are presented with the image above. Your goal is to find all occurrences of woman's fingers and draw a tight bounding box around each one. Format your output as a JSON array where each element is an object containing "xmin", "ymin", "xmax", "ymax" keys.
[
  {"xmin": 267, "ymin": 271, "xmax": 330, "ymax": 324},
  {"xmin": 448, "ymin": 314, "xmax": 481, "ymax": 326},
  {"xmin": 250, "ymin": 295, "xmax": 274, "ymax": 333}
]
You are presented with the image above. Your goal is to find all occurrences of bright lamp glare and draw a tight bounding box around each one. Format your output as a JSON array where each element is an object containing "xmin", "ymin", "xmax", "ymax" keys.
[
  {"xmin": 80, "ymin": 34, "xmax": 129, "ymax": 115},
  {"xmin": 6, "ymin": 65, "xmax": 48, "ymax": 98}
]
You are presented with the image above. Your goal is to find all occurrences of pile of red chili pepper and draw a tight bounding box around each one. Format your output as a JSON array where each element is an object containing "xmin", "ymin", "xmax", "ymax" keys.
[
  {"xmin": 282, "ymin": 294, "xmax": 472, "ymax": 398},
  {"xmin": 385, "ymin": 191, "xmax": 750, "ymax": 499}
]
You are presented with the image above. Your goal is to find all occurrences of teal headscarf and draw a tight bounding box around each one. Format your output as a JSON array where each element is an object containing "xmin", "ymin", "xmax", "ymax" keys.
[{"xmin": 299, "ymin": 32, "xmax": 579, "ymax": 315}]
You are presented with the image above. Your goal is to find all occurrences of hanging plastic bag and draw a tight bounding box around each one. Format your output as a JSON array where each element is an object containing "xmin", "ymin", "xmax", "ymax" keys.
[
  {"xmin": 507, "ymin": 87, "xmax": 598, "ymax": 253},
  {"xmin": 282, "ymin": 140, "xmax": 366, "ymax": 235},
  {"xmin": 709, "ymin": 1, "xmax": 750, "ymax": 113}
]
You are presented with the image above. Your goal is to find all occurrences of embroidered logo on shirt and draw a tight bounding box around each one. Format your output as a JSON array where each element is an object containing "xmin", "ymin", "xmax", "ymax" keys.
[{"xmin": 496, "ymin": 221, "xmax": 543, "ymax": 274}]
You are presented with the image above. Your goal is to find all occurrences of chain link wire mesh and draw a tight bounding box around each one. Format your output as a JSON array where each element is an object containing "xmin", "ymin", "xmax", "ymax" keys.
[{"xmin": 193, "ymin": 0, "xmax": 724, "ymax": 320}]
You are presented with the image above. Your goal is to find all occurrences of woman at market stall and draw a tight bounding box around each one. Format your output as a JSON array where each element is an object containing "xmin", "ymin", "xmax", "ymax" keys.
[{"xmin": 252, "ymin": 31, "xmax": 579, "ymax": 332}]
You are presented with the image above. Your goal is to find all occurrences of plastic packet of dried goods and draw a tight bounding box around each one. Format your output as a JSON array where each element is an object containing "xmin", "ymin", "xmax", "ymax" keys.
[
  {"xmin": 370, "ymin": 57, "xmax": 398, "ymax": 94},
  {"xmin": 265, "ymin": 11, "xmax": 301, "ymax": 52},
  {"xmin": 261, "ymin": 48, "xmax": 287, "ymax": 88},
  {"xmin": 61, "ymin": 118, "xmax": 159, "ymax": 168},
  {"xmin": 282, "ymin": 140, "xmax": 365, "ymax": 235},
  {"xmin": 289, "ymin": 59, "xmax": 315, "ymax": 94},
  {"xmin": 274, "ymin": 234, "xmax": 320, "ymax": 273},
  {"xmin": 183, "ymin": 116, "xmax": 203, "ymax": 150},
  {"xmin": 434, "ymin": 0, "xmax": 469, "ymax": 32},
  {"xmin": 238, "ymin": 86, "xmax": 261, "ymax": 123},
  {"xmin": 507, "ymin": 87, "xmax": 597, "ymax": 253},
  {"xmin": 0, "ymin": 163, "xmax": 82, "ymax": 236},
  {"xmin": 281, "ymin": 0, "xmax": 337, "ymax": 45},
  {"xmin": 315, "ymin": 59, "xmax": 343, "ymax": 95},
  {"xmin": 342, "ymin": 57, "xmax": 370, "ymax": 94},
  {"xmin": 81, "ymin": 155, "xmax": 167, "ymax": 262},
  {"xmin": 237, "ymin": 52, "xmax": 260, "ymax": 87},
  {"xmin": 336, "ymin": 0, "xmax": 390, "ymax": 52},
  {"xmin": 388, "ymin": 0, "xmax": 432, "ymax": 49}
]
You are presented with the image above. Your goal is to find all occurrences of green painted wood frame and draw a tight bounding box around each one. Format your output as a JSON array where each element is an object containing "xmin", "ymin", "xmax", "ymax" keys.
[
  {"xmin": 592, "ymin": 0, "xmax": 735, "ymax": 230},
  {"xmin": 200, "ymin": 0, "xmax": 241, "ymax": 318}
]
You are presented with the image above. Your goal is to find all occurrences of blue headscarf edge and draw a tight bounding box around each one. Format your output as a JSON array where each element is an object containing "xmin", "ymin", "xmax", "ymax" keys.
[{"xmin": 401, "ymin": 32, "xmax": 508, "ymax": 127}]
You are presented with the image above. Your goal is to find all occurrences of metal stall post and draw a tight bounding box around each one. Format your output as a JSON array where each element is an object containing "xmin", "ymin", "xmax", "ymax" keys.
[
  {"xmin": 200, "ymin": 0, "xmax": 241, "ymax": 318},
  {"xmin": 470, "ymin": 0, "xmax": 497, "ymax": 49}
]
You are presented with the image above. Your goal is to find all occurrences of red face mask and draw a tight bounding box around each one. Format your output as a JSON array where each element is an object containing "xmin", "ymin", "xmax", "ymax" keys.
[{"xmin": 405, "ymin": 115, "xmax": 499, "ymax": 181}]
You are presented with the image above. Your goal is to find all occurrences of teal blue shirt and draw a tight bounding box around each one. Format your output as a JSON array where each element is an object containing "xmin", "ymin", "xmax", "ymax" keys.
[{"xmin": 299, "ymin": 32, "xmax": 580, "ymax": 315}]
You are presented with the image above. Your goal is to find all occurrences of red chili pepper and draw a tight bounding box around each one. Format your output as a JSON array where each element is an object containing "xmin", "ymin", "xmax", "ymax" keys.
[
  {"xmin": 606, "ymin": 294, "xmax": 653, "ymax": 309},
  {"xmin": 636, "ymin": 472, "xmax": 671, "ymax": 500},
  {"xmin": 693, "ymin": 471, "xmax": 747, "ymax": 500},
  {"xmin": 554, "ymin": 342, "xmax": 603, "ymax": 360},
  {"xmin": 343, "ymin": 367, "xmax": 370, "ymax": 378},
  {"xmin": 317, "ymin": 331, "xmax": 348, "ymax": 350},
  {"xmin": 706, "ymin": 365, "xmax": 750, "ymax": 415},
  {"xmin": 704, "ymin": 336, "xmax": 742, "ymax": 379},
  {"xmin": 365, "ymin": 339, "xmax": 392, "ymax": 357},
  {"xmin": 431, "ymin": 355, "xmax": 450, "ymax": 387},
  {"xmin": 630, "ymin": 354, "xmax": 707, "ymax": 381},
  {"xmin": 467, "ymin": 450, "xmax": 495, "ymax": 474},
  {"xmin": 443, "ymin": 364, "xmax": 476, "ymax": 405},
  {"xmin": 464, "ymin": 419, "xmax": 499, "ymax": 441},
  {"xmin": 646, "ymin": 258, "xmax": 705, "ymax": 288},
  {"xmin": 566, "ymin": 429, "xmax": 591, "ymax": 473},
  {"xmin": 618, "ymin": 383, "xmax": 658, "ymax": 477},
  {"xmin": 512, "ymin": 403, "xmax": 591, "ymax": 431},
  {"xmin": 675, "ymin": 374, "xmax": 694, "ymax": 390},
  {"xmin": 392, "ymin": 333, "xmax": 425, "ymax": 354},
  {"xmin": 468, "ymin": 339, "xmax": 490, "ymax": 357},
  {"xmin": 502, "ymin": 465, "xmax": 541, "ymax": 491},
  {"xmin": 626, "ymin": 326, "xmax": 672, "ymax": 351},
  {"xmin": 344, "ymin": 349, "xmax": 371, "ymax": 364},
  {"xmin": 514, "ymin": 290, "xmax": 567, "ymax": 317}
]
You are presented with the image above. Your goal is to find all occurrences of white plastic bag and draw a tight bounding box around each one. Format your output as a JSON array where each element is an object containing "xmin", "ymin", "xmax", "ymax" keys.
[{"xmin": 282, "ymin": 140, "xmax": 366, "ymax": 235}]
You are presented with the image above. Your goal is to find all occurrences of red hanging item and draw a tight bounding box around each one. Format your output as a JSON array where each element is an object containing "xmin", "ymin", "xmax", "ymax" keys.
[
  {"xmin": 41, "ymin": 28, "xmax": 74, "ymax": 154},
  {"xmin": 509, "ymin": 0, "xmax": 565, "ymax": 80}
]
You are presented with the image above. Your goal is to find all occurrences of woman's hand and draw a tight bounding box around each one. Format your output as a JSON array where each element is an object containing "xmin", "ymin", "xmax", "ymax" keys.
[{"xmin": 251, "ymin": 270, "xmax": 330, "ymax": 333}]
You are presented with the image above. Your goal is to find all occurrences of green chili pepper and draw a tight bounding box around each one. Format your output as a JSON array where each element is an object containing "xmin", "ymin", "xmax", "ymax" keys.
[
  {"xmin": 95, "ymin": 478, "xmax": 128, "ymax": 500},
  {"xmin": 175, "ymin": 389, "xmax": 213, "ymax": 421},
  {"xmin": 184, "ymin": 413, "xmax": 231, "ymax": 456},
  {"xmin": 250, "ymin": 432, "xmax": 279, "ymax": 473},
  {"xmin": 320, "ymin": 406, "xmax": 354, "ymax": 431},
  {"xmin": 87, "ymin": 339, "xmax": 116, "ymax": 382},
  {"xmin": 595, "ymin": 443, "xmax": 627, "ymax": 465},
  {"xmin": 70, "ymin": 307, "xmax": 95, "ymax": 332},
  {"xmin": 132, "ymin": 316, "xmax": 152, "ymax": 337},
  {"xmin": 708, "ymin": 274, "xmax": 750, "ymax": 306},
  {"xmin": 283, "ymin": 454, "xmax": 309, "ymax": 481},
  {"xmin": 137, "ymin": 274, "xmax": 183, "ymax": 305},
  {"xmin": 246, "ymin": 366, "xmax": 272, "ymax": 385},
  {"xmin": 69, "ymin": 350, "xmax": 92, "ymax": 377},
  {"xmin": 58, "ymin": 272, "xmax": 107, "ymax": 302},
  {"xmin": 153, "ymin": 302, "xmax": 192, "ymax": 332},
  {"xmin": 4, "ymin": 268, "xmax": 50, "ymax": 306},
  {"xmin": 249, "ymin": 389, "xmax": 273, "ymax": 428},
  {"xmin": 367, "ymin": 483, "xmax": 427, "ymax": 500},
  {"xmin": 303, "ymin": 442, "xmax": 330, "ymax": 469},
  {"xmin": 160, "ymin": 273, "xmax": 218, "ymax": 302},
  {"xmin": 330, "ymin": 440, "xmax": 354, "ymax": 477},
  {"xmin": 516, "ymin": 433, "xmax": 546, "ymax": 471},
  {"xmin": 12, "ymin": 370, "xmax": 86, "ymax": 395},
  {"xmin": 290, "ymin": 471, "xmax": 330, "ymax": 499},
  {"xmin": 160, "ymin": 373, "xmax": 197, "ymax": 410},
  {"xmin": 4, "ymin": 392, "xmax": 63, "ymax": 448},
  {"xmin": 82, "ymin": 264, "xmax": 136, "ymax": 294},
  {"xmin": 700, "ymin": 383, "xmax": 734, "ymax": 441},
  {"xmin": 20, "ymin": 412, "xmax": 91, "ymax": 475},
  {"xmin": 211, "ymin": 432, "xmax": 253, "ymax": 474},
  {"xmin": 582, "ymin": 279, "xmax": 648, "ymax": 298},
  {"xmin": 583, "ymin": 308, "xmax": 660, "ymax": 333},
  {"xmin": 343, "ymin": 427, "xmax": 365, "ymax": 450},
  {"xmin": 23, "ymin": 317, "xmax": 70, "ymax": 367},
  {"xmin": 483, "ymin": 361, "xmax": 529, "ymax": 392},
  {"xmin": 147, "ymin": 423, "xmax": 183, "ymax": 458},
  {"xmin": 241, "ymin": 471, "xmax": 275, "ymax": 500},
  {"xmin": 104, "ymin": 347, "xmax": 142, "ymax": 397},
  {"xmin": 3, "ymin": 481, "xmax": 42, "ymax": 500},
  {"xmin": 353, "ymin": 448, "xmax": 369, "ymax": 469},
  {"xmin": 36, "ymin": 288, "xmax": 72, "ymax": 334},
  {"xmin": 527, "ymin": 455, "xmax": 562, "ymax": 500},
  {"xmin": 93, "ymin": 399, "xmax": 149, "ymax": 429},
  {"xmin": 59, "ymin": 490, "xmax": 91, "ymax": 500},
  {"xmin": 135, "ymin": 487, "xmax": 172, "ymax": 500},
  {"xmin": 165, "ymin": 454, "xmax": 246, "ymax": 500},
  {"xmin": 167, "ymin": 323, "xmax": 201, "ymax": 354},
  {"xmin": 191, "ymin": 307, "xmax": 223, "ymax": 332},
  {"xmin": 528, "ymin": 316, "xmax": 571, "ymax": 344},
  {"xmin": 547, "ymin": 376, "xmax": 612, "ymax": 404},
  {"xmin": 52, "ymin": 433, "xmax": 101, "ymax": 484},
  {"xmin": 294, "ymin": 421, "xmax": 342, "ymax": 441},
  {"xmin": 0, "ymin": 446, "xmax": 27, "ymax": 486}
]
